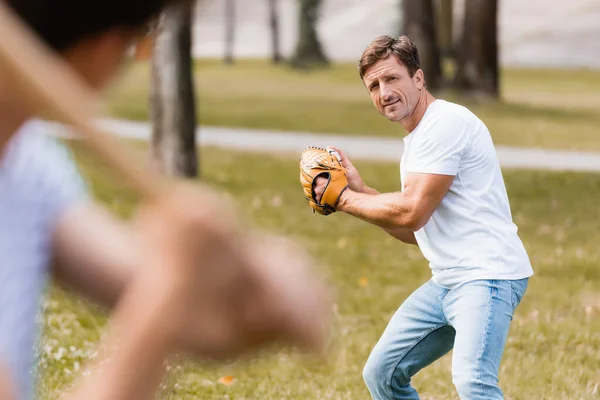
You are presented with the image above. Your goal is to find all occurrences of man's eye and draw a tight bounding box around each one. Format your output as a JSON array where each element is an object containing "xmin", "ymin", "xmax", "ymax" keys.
[{"xmin": 370, "ymin": 83, "xmax": 379, "ymax": 90}]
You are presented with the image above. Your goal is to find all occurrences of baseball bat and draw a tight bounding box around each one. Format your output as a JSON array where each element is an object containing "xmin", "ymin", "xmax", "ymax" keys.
[{"xmin": 0, "ymin": 2, "xmax": 166, "ymax": 201}]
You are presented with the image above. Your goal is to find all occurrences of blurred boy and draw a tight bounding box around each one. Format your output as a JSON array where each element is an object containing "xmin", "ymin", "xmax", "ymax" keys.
[{"xmin": 0, "ymin": 1, "xmax": 330, "ymax": 399}]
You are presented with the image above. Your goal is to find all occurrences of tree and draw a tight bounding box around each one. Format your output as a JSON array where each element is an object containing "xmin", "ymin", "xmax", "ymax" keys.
[
  {"xmin": 453, "ymin": 0, "xmax": 499, "ymax": 99},
  {"xmin": 224, "ymin": 0, "xmax": 236, "ymax": 64},
  {"xmin": 402, "ymin": 0, "xmax": 443, "ymax": 91},
  {"xmin": 268, "ymin": 0, "xmax": 282, "ymax": 64},
  {"xmin": 436, "ymin": 0, "xmax": 454, "ymax": 60},
  {"xmin": 150, "ymin": 0, "xmax": 198, "ymax": 178},
  {"xmin": 290, "ymin": 0, "xmax": 329, "ymax": 69}
]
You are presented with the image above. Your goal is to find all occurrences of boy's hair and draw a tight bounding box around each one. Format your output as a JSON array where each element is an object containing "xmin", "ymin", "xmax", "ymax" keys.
[{"xmin": 6, "ymin": 0, "xmax": 188, "ymax": 52}]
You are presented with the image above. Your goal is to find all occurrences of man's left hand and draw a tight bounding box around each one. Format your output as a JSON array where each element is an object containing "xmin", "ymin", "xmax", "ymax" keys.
[
  {"xmin": 299, "ymin": 146, "xmax": 349, "ymax": 215},
  {"xmin": 313, "ymin": 176, "xmax": 327, "ymax": 204}
]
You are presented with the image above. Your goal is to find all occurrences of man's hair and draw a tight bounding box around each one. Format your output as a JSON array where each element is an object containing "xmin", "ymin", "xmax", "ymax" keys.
[
  {"xmin": 358, "ymin": 35, "xmax": 421, "ymax": 80},
  {"xmin": 6, "ymin": 0, "xmax": 188, "ymax": 52}
]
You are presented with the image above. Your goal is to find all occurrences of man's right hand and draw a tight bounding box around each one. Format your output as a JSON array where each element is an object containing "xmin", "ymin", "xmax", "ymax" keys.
[
  {"xmin": 325, "ymin": 147, "xmax": 366, "ymax": 193},
  {"xmin": 315, "ymin": 147, "xmax": 380, "ymax": 204}
]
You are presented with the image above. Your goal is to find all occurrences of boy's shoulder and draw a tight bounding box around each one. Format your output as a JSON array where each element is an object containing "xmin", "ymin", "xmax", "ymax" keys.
[
  {"xmin": 1, "ymin": 119, "xmax": 89, "ymax": 220},
  {"xmin": 2, "ymin": 120, "xmax": 68, "ymax": 165}
]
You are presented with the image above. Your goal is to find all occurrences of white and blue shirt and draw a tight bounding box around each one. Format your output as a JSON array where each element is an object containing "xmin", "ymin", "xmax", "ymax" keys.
[{"xmin": 0, "ymin": 120, "xmax": 88, "ymax": 399}]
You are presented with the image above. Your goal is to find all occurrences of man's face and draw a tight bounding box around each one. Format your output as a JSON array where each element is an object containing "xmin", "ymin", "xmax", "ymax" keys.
[{"xmin": 362, "ymin": 56, "xmax": 424, "ymax": 122}]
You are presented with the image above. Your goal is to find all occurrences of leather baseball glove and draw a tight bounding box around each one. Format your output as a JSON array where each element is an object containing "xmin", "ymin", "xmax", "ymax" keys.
[{"xmin": 299, "ymin": 146, "xmax": 349, "ymax": 215}]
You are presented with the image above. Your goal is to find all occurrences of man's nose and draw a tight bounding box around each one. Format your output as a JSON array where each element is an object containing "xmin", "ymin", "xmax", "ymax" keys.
[{"xmin": 380, "ymin": 83, "xmax": 394, "ymax": 103}]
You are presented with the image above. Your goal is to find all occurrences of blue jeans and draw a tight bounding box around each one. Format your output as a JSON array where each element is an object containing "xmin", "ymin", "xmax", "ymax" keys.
[{"xmin": 363, "ymin": 278, "xmax": 529, "ymax": 400}]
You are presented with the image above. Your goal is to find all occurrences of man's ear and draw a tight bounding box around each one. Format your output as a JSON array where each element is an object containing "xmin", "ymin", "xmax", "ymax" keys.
[{"xmin": 414, "ymin": 69, "xmax": 425, "ymax": 90}]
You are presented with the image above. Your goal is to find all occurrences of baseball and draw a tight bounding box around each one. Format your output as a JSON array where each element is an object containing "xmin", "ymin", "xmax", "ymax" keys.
[{"xmin": 329, "ymin": 149, "xmax": 341, "ymax": 162}]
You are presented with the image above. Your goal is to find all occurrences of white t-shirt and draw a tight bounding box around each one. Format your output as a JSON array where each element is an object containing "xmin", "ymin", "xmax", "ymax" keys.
[
  {"xmin": 400, "ymin": 99, "xmax": 533, "ymax": 288},
  {"xmin": 0, "ymin": 120, "xmax": 88, "ymax": 400}
]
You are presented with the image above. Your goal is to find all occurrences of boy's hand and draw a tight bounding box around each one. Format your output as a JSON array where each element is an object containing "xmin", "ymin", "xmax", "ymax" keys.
[{"xmin": 135, "ymin": 183, "xmax": 332, "ymax": 361}]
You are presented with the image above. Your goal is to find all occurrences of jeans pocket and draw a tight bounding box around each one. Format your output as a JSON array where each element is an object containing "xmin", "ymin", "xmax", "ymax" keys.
[{"xmin": 510, "ymin": 278, "xmax": 529, "ymax": 311}]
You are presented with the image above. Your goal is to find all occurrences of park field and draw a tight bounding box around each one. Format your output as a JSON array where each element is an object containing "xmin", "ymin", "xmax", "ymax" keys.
[
  {"xmin": 37, "ymin": 142, "xmax": 600, "ymax": 399},
  {"xmin": 102, "ymin": 58, "xmax": 600, "ymax": 152}
]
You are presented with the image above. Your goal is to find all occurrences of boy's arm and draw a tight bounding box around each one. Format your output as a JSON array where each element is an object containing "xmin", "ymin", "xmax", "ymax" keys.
[
  {"xmin": 50, "ymin": 201, "xmax": 138, "ymax": 309},
  {"xmin": 48, "ymin": 202, "xmax": 174, "ymax": 400},
  {"xmin": 52, "ymin": 185, "xmax": 332, "ymax": 399},
  {"xmin": 61, "ymin": 272, "xmax": 176, "ymax": 400},
  {"xmin": 0, "ymin": 362, "xmax": 16, "ymax": 400}
]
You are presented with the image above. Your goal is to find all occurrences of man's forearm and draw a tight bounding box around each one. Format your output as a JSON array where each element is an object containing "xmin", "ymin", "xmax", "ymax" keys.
[
  {"xmin": 383, "ymin": 227, "xmax": 418, "ymax": 245},
  {"xmin": 339, "ymin": 187, "xmax": 421, "ymax": 231},
  {"xmin": 352, "ymin": 185, "xmax": 418, "ymax": 244},
  {"xmin": 358, "ymin": 183, "xmax": 380, "ymax": 196}
]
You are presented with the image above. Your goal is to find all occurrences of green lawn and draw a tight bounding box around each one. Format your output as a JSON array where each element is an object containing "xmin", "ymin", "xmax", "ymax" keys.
[
  {"xmin": 102, "ymin": 59, "xmax": 600, "ymax": 151},
  {"xmin": 37, "ymin": 143, "xmax": 600, "ymax": 399}
]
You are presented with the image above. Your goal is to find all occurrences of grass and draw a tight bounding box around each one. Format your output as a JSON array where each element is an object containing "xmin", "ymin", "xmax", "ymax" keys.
[
  {"xmin": 101, "ymin": 58, "xmax": 600, "ymax": 151},
  {"xmin": 36, "ymin": 142, "xmax": 600, "ymax": 399}
]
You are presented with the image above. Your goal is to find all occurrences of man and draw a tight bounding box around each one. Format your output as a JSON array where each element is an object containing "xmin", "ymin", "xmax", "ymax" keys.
[
  {"xmin": 311, "ymin": 35, "xmax": 533, "ymax": 399},
  {"xmin": 0, "ymin": 1, "xmax": 330, "ymax": 399}
]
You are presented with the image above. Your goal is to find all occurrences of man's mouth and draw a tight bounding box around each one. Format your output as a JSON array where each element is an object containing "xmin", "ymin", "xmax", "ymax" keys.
[{"xmin": 384, "ymin": 99, "xmax": 400, "ymax": 108}]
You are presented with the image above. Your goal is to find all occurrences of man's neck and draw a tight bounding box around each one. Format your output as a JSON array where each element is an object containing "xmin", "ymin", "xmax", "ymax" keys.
[{"xmin": 400, "ymin": 89, "xmax": 437, "ymax": 133}]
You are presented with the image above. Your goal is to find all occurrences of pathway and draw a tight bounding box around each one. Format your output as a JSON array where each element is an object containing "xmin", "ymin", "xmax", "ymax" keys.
[{"xmin": 41, "ymin": 118, "xmax": 600, "ymax": 173}]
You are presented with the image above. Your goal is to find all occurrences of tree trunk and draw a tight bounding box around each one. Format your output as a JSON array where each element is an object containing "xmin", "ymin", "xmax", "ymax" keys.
[
  {"xmin": 453, "ymin": 0, "xmax": 499, "ymax": 99},
  {"xmin": 224, "ymin": 0, "xmax": 235, "ymax": 64},
  {"xmin": 150, "ymin": 1, "xmax": 198, "ymax": 178},
  {"xmin": 268, "ymin": 0, "xmax": 282, "ymax": 64},
  {"xmin": 402, "ymin": 0, "xmax": 443, "ymax": 91},
  {"xmin": 436, "ymin": 0, "xmax": 454, "ymax": 60},
  {"xmin": 290, "ymin": 0, "xmax": 329, "ymax": 69}
]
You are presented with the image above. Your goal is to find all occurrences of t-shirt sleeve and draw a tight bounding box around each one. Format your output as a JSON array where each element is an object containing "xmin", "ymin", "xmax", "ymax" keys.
[
  {"xmin": 16, "ymin": 123, "xmax": 91, "ymax": 229},
  {"xmin": 0, "ymin": 123, "xmax": 89, "ymax": 399},
  {"xmin": 404, "ymin": 114, "xmax": 471, "ymax": 176},
  {"xmin": 42, "ymin": 137, "xmax": 90, "ymax": 228}
]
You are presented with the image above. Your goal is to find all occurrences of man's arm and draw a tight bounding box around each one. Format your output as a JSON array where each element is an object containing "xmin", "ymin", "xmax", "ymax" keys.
[
  {"xmin": 382, "ymin": 226, "xmax": 419, "ymax": 245},
  {"xmin": 337, "ymin": 172, "xmax": 455, "ymax": 232},
  {"xmin": 333, "ymin": 109, "xmax": 467, "ymax": 233},
  {"xmin": 311, "ymin": 146, "xmax": 420, "ymax": 246},
  {"xmin": 354, "ymin": 185, "xmax": 418, "ymax": 245}
]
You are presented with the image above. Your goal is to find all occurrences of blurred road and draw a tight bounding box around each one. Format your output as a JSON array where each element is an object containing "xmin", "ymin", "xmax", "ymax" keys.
[
  {"xmin": 43, "ymin": 118, "xmax": 600, "ymax": 173},
  {"xmin": 191, "ymin": 0, "xmax": 600, "ymax": 69}
]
